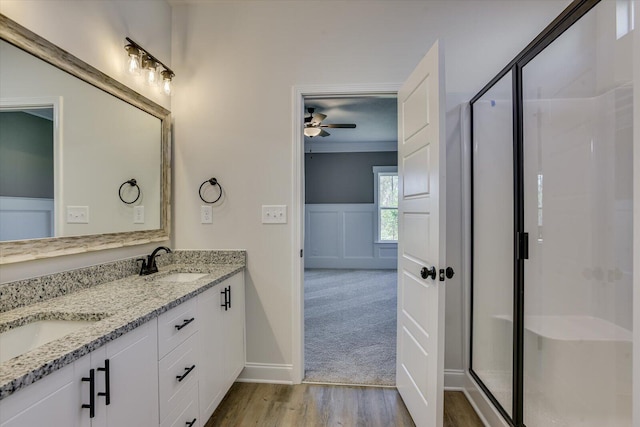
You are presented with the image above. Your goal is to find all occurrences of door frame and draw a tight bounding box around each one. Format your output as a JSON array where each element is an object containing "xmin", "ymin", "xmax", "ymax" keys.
[{"xmin": 291, "ymin": 83, "xmax": 401, "ymax": 383}]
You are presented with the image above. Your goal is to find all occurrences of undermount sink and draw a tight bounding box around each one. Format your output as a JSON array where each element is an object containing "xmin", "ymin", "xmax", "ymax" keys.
[
  {"xmin": 155, "ymin": 273, "xmax": 208, "ymax": 283},
  {"xmin": 0, "ymin": 319, "xmax": 98, "ymax": 363}
]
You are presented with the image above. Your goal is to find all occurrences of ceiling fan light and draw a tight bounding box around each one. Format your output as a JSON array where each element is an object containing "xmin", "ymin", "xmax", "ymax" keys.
[{"xmin": 304, "ymin": 127, "xmax": 322, "ymax": 137}]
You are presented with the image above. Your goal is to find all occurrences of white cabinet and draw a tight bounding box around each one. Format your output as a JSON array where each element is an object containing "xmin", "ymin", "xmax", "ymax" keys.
[
  {"xmin": 160, "ymin": 382, "xmax": 199, "ymax": 427},
  {"xmin": 0, "ymin": 354, "xmax": 88, "ymax": 427},
  {"xmin": 196, "ymin": 283, "xmax": 225, "ymax": 420},
  {"xmin": 223, "ymin": 273, "xmax": 245, "ymax": 384},
  {"xmin": 100, "ymin": 319, "xmax": 159, "ymax": 427},
  {"xmin": 198, "ymin": 272, "xmax": 245, "ymax": 422},
  {"xmin": 0, "ymin": 320, "xmax": 158, "ymax": 427},
  {"xmin": 0, "ymin": 271, "xmax": 243, "ymax": 427},
  {"xmin": 157, "ymin": 298, "xmax": 200, "ymax": 427}
]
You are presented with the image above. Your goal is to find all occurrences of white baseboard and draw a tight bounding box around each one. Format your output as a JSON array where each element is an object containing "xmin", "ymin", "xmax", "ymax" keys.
[
  {"xmin": 237, "ymin": 363, "xmax": 294, "ymax": 384},
  {"xmin": 444, "ymin": 369, "xmax": 466, "ymax": 390}
]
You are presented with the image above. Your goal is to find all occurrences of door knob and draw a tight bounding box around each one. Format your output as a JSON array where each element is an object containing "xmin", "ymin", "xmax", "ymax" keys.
[{"xmin": 420, "ymin": 266, "xmax": 436, "ymax": 280}]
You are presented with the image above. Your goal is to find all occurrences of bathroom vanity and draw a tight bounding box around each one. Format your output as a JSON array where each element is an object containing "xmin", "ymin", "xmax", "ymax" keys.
[{"xmin": 0, "ymin": 251, "xmax": 246, "ymax": 427}]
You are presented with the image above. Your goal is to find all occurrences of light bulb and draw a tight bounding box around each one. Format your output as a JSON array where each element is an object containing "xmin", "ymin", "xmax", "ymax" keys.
[
  {"xmin": 146, "ymin": 67, "xmax": 157, "ymax": 85},
  {"xmin": 161, "ymin": 70, "xmax": 173, "ymax": 96},
  {"xmin": 142, "ymin": 55, "xmax": 158, "ymax": 86},
  {"xmin": 162, "ymin": 78, "xmax": 171, "ymax": 95},
  {"xmin": 124, "ymin": 44, "xmax": 141, "ymax": 76}
]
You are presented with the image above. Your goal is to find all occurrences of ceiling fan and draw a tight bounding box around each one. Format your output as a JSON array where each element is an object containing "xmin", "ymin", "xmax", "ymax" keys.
[{"xmin": 304, "ymin": 107, "xmax": 356, "ymax": 138}]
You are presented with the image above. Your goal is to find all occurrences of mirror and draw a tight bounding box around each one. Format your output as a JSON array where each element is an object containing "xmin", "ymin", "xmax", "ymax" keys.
[{"xmin": 0, "ymin": 14, "xmax": 170, "ymax": 264}]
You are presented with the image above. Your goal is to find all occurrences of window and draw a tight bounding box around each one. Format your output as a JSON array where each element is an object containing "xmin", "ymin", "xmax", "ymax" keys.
[
  {"xmin": 373, "ymin": 166, "xmax": 398, "ymax": 242},
  {"xmin": 616, "ymin": 0, "xmax": 635, "ymax": 39}
]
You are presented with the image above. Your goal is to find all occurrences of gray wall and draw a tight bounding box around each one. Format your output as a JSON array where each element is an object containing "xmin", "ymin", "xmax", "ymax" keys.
[
  {"xmin": 305, "ymin": 151, "xmax": 397, "ymax": 204},
  {"xmin": 0, "ymin": 112, "xmax": 53, "ymax": 198}
]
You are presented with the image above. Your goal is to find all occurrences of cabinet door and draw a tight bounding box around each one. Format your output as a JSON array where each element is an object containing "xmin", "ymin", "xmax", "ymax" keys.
[
  {"xmin": 0, "ymin": 354, "xmax": 88, "ymax": 427},
  {"xmin": 102, "ymin": 320, "xmax": 159, "ymax": 427},
  {"xmin": 197, "ymin": 284, "xmax": 225, "ymax": 421},
  {"xmin": 224, "ymin": 272, "xmax": 245, "ymax": 385}
]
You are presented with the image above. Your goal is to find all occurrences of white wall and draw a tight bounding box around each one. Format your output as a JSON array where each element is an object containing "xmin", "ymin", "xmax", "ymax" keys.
[
  {"xmin": 0, "ymin": 0, "xmax": 171, "ymax": 111},
  {"xmin": 0, "ymin": 0, "xmax": 172, "ymax": 283},
  {"xmin": 170, "ymin": 0, "xmax": 571, "ymax": 380}
]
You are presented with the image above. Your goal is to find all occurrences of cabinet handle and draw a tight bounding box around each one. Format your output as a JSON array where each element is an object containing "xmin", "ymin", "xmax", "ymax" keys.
[
  {"xmin": 221, "ymin": 287, "xmax": 229, "ymax": 311},
  {"xmin": 186, "ymin": 418, "xmax": 197, "ymax": 427},
  {"xmin": 81, "ymin": 369, "xmax": 96, "ymax": 418},
  {"xmin": 176, "ymin": 365, "xmax": 196, "ymax": 382},
  {"xmin": 175, "ymin": 317, "xmax": 195, "ymax": 331},
  {"xmin": 97, "ymin": 359, "xmax": 110, "ymax": 405},
  {"xmin": 228, "ymin": 286, "xmax": 232, "ymax": 309}
]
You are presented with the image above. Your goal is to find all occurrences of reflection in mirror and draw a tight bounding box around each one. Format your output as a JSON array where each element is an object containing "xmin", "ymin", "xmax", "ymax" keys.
[
  {"xmin": 0, "ymin": 40, "xmax": 161, "ymax": 241},
  {"xmin": 0, "ymin": 13, "xmax": 170, "ymax": 263},
  {"xmin": 0, "ymin": 107, "xmax": 54, "ymax": 240}
]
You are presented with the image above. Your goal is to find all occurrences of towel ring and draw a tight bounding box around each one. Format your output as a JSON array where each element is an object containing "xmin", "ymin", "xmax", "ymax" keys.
[
  {"xmin": 199, "ymin": 177, "xmax": 223, "ymax": 204},
  {"xmin": 119, "ymin": 179, "xmax": 140, "ymax": 204}
]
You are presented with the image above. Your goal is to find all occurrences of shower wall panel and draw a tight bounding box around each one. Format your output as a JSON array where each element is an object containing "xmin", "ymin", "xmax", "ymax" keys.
[{"xmin": 521, "ymin": 1, "xmax": 633, "ymax": 425}]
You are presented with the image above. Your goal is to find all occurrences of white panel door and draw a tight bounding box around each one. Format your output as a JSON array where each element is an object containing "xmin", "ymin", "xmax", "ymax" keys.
[{"xmin": 396, "ymin": 40, "xmax": 446, "ymax": 427}]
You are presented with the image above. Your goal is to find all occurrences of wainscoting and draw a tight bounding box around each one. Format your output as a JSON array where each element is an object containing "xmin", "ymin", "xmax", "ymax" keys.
[
  {"xmin": 0, "ymin": 196, "xmax": 54, "ymax": 241},
  {"xmin": 304, "ymin": 204, "xmax": 397, "ymax": 269}
]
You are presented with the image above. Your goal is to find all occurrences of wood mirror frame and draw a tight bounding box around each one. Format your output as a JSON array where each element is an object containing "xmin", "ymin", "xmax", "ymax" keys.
[{"xmin": 0, "ymin": 14, "xmax": 171, "ymax": 264}]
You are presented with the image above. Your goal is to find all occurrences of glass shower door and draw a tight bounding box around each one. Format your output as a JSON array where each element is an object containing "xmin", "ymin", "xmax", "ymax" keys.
[
  {"xmin": 521, "ymin": 1, "xmax": 633, "ymax": 425},
  {"xmin": 471, "ymin": 71, "xmax": 514, "ymax": 419}
]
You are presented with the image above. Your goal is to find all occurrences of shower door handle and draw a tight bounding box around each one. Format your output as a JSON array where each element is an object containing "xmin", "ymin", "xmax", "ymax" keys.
[{"xmin": 420, "ymin": 266, "xmax": 436, "ymax": 280}]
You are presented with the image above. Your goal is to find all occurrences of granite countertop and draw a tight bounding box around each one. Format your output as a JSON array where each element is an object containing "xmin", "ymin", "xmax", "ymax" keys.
[{"xmin": 0, "ymin": 262, "xmax": 244, "ymax": 400}]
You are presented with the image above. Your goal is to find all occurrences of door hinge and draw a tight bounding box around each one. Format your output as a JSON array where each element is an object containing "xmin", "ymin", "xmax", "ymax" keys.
[
  {"xmin": 300, "ymin": 249, "xmax": 303, "ymax": 258},
  {"xmin": 517, "ymin": 232, "xmax": 529, "ymax": 260}
]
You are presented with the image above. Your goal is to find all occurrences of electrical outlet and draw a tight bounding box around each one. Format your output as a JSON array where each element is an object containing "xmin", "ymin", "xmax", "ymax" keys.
[
  {"xmin": 67, "ymin": 206, "xmax": 89, "ymax": 224},
  {"xmin": 201, "ymin": 205, "xmax": 212, "ymax": 224},
  {"xmin": 262, "ymin": 205, "xmax": 287, "ymax": 224},
  {"xmin": 134, "ymin": 206, "xmax": 145, "ymax": 224}
]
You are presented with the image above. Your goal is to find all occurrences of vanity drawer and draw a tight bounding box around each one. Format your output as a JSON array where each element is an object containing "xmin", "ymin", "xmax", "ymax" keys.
[
  {"xmin": 159, "ymin": 332, "xmax": 199, "ymax": 422},
  {"xmin": 158, "ymin": 297, "xmax": 198, "ymax": 358},
  {"xmin": 160, "ymin": 381, "xmax": 200, "ymax": 427}
]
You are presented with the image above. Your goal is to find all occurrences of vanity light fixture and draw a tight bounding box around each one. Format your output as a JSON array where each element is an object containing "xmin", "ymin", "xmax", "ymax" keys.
[{"xmin": 124, "ymin": 37, "xmax": 175, "ymax": 96}]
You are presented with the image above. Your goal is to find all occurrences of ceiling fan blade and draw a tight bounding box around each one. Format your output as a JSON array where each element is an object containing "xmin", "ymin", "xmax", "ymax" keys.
[
  {"xmin": 311, "ymin": 113, "xmax": 327, "ymax": 124},
  {"xmin": 319, "ymin": 129, "xmax": 331, "ymax": 137},
  {"xmin": 321, "ymin": 124, "xmax": 356, "ymax": 128}
]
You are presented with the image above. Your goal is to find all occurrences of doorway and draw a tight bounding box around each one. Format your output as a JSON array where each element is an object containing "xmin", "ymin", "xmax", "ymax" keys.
[{"xmin": 292, "ymin": 88, "xmax": 400, "ymax": 385}]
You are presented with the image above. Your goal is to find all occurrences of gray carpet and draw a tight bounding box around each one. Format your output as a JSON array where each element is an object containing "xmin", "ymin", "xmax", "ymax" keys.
[{"xmin": 304, "ymin": 269, "xmax": 397, "ymax": 386}]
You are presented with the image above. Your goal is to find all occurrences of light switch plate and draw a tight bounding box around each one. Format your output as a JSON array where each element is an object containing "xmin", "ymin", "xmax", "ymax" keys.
[
  {"xmin": 67, "ymin": 206, "xmax": 89, "ymax": 224},
  {"xmin": 201, "ymin": 205, "xmax": 213, "ymax": 224},
  {"xmin": 262, "ymin": 205, "xmax": 287, "ymax": 224},
  {"xmin": 133, "ymin": 206, "xmax": 145, "ymax": 224}
]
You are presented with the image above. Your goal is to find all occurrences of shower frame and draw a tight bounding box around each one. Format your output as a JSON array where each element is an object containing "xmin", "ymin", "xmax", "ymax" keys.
[{"xmin": 468, "ymin": 0, "xmax": 602, "ymax": 426}]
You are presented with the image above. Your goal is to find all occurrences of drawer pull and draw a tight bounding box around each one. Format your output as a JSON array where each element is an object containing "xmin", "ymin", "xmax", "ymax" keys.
[
  {"xmin": 186, "ymin": 418, "xmax": 197, "ymax": 427},
  {"xmin": 81, "ymin": 369, "xmax": 96, "ymax": 418},
  {"xmin": 97, "ymin": 359, "xmax": 111, "ymax": 405},
  {"xmin": 175, "ymin": 317, "xmax": 195, "ymax": 331},
  {"xmin": 176, "ymin": 365, "xmax": 196, "ymax": 382}
]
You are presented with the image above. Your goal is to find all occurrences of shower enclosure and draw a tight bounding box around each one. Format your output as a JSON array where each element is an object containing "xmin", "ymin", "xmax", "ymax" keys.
[{"xmin": 470, "ymin": 0, "xmax": 633, "ymax": 426}]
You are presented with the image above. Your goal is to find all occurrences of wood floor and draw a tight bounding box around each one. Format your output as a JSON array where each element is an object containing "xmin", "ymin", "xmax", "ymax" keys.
[{"xmin": 205, "ymin": 382, "xmax": 484, "ymax": 427}]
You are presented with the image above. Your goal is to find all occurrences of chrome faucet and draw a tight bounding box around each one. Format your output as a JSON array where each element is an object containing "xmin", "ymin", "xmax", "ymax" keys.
[{"xmin": 138, "ymin": 246, "xmax": 172, "ymax": 275}]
